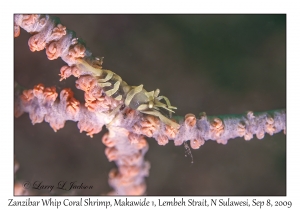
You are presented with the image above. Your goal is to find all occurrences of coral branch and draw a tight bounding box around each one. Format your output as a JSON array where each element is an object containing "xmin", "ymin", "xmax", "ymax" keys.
[
  {"xmin": 104, "ymin": 128, "xmax": 150, "ymax": 195},
  {"xmin": 15, "ymin": 83, "xmax": 286, "ymax": 148}
]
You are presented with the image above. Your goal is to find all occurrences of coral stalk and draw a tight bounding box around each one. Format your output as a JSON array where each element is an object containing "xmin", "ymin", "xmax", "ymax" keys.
[{"xmin": 15, "ymin": 85, "xmax": 286, "ymax": 147}]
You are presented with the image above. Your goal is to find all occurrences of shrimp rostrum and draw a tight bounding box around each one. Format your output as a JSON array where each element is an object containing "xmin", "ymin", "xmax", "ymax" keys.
[{"xmin": 76, "ymin": 58, "xmax": 180, "ymax": 129}]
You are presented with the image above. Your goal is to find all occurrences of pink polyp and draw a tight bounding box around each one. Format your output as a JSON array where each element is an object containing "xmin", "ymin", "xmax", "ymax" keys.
[
  {"xmin": 60, "ymin": 88, "xmax": 73, "ymax": 101},
  {"xmin": 102, "ymin": 133, "xmax": 116, "ymax": 147},
  {"xmin": 46, "ymin": 41, "xmax": 60, "ymax": 60},
  {"xmin": 185, "ymin": 113, "xmax": 196, "ymax": 127},
  {"xmin": 33, "ymin": 84, "xmax": 45, "ymax": 98},
  {"xmin": 141, "ymin": 127, "xmax": 155, "ymax": 137},
  {"xmin": 22, "ymin": 15, "xmax": 38, "ymax": 26},
  {"xmin": 244, "ymin": 132, "xmax": 253, "ymax": 141},
  {"xmin": 20, "ymin": 89, "xmax": 34, "ymax": 102},
  {"xmin": 28, "ymin": 35, "xmax": 46, "ymax": 52},
  {"xmin": 14, "ymin": 24, "xmax": 20, "ymax": 37},
  {"xmin": 66, "ymin": 44, "xmax": 86, "ymax": 62},
  {"xmin": 51, "ymin": 24, "xmax": 66, "ymax": 38},
  {"xmin": 135, "ymin": 138, "xmax": 148, "ymax": 150},
  {"xmin": 43, "ymin": 87, "xmax": 58, "ymax": 103},
  {"xmin": 105, "ymin": 147, "xmax": 118, "ymax": 162},
  {"xmin": 85, "ymin": 100, "xmax": 99, "ymax": 112},
  {"xmin": 157, "ymin": 135, "xmax": 169, "ymax": 146},
  {"xmin": 128, "ymin": 133, "xmax": 141, "ymax": 144},
  {"xmin": 45, "ymin": 115, "xmax": 65, "ymax": 132},
  {"xmin": 165, "ymin": 123, "xmax": 178, "ymax": 139},
  {"xmin": 59, "ymin": 88, "xmax": 80, "ymax": 116},
  {"xmin": 256, "ymin": 131, "xmax": 265, "ymax": 140},
  {"xmin": 210, "ymin": 118, "xmax": 224, "ymax": 139},
  {"xmin": 59, "ymin": 66, "xmax": 72, "ymax": 81},
  {"xmin": 134, "ymin": 115, "xmax": 160, "ymax": 137},
  {"xmin": 29, "ymin": 111, "xmax": 44, "ymax": 125},
  {"xmin": 190, "ymin": 139, "xmax": 205, "ymax": 149},
  {"xmin": 77, "ymin": 119, "xmax": 102, "ymax": 138},
  {"xmin": 66, "ymin": 98, "xmax": 80, "ymax": 116},
  {"xmin": 75, "ymin": 75, "xmax": 97, "ymax": 92}
]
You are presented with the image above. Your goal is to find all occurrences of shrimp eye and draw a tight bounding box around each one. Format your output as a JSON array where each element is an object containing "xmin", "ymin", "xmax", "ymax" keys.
[{"xmin": 149, "ymin": 101, "xmax": 154, "ymax": 109}]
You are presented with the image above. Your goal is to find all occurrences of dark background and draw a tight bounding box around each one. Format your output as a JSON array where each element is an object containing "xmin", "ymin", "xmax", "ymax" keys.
[{"xmin": 14, "ymin": 14, "xmax": 286, "ymax": 195}]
